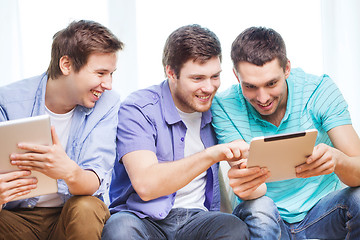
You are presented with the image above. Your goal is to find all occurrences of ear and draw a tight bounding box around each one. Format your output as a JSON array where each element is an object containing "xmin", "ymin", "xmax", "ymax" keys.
[
  {"xmin": 165, "ymin": 65, "xmax": 177, "ymax": 82},
  {"xmin": 59, "ymin": 56, "xmax": 72, "ymax": 76},
  {"xmin": 284, "ymin": 60, "xmax": 291, "ymax": 79},
  {"xmin": 233, "ymin": 68, "xmax": 241, "ymax": 84}
]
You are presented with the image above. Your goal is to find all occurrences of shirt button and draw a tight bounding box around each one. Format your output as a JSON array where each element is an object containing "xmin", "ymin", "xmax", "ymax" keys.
[{"xmin": 180, "ymin": 137, "xmax": 184, "ymax": 142}]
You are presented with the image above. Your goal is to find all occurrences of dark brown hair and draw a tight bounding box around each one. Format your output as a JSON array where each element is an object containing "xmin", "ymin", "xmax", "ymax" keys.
[
  {"xmin": 231, "ymin": 26, "xmax": 287, "ymax": 72},
  {"xmin": 162, "ymin": 24, "xmax": 221, "ymax": 78},
  {"xmin": 47, "ymin": 20, "xmax": 124, "ymax": 79}
]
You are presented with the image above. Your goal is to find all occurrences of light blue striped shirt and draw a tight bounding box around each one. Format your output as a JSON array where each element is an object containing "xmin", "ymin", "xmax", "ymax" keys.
[{"xmin": 211, "ymin": 68, "xmax": 351, "ymax": 223}]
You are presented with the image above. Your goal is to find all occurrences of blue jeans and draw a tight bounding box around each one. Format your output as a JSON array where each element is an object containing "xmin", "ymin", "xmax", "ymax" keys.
[
  {"xmin": 102, "ymin": 208, "xmax": 249, "ymax": 240},
  {"xmin": 233, "ymin": 187, "xmax": 360, "ymax": 240}
]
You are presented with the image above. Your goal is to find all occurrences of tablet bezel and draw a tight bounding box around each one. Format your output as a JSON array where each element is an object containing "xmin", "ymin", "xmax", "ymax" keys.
[
  {"xmin": 247, "ymin": 129, "xmax": 318, "ymax": 182},
  {"xmin": 0, "ymin": 115, "xmax": 58, "ymax": 201}
]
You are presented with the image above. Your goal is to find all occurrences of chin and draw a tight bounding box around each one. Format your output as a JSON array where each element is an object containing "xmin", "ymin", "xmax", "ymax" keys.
[{"xmin": 195, "ymin": 105, "xmax": 211, "ymax": 113}]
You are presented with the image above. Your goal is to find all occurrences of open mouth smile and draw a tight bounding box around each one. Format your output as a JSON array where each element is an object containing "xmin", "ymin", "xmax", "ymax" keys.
[{"xmin": 92, "ymin": 90, "xmax": 102, "ymax": 98}]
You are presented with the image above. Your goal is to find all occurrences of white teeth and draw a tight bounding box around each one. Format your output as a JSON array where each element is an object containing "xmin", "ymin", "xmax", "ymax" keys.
[
  {"xmin": 198, "ymin": 95, "xmax": 210, "ymax": 100},
  {"xmin": 92, "ymin": 90, "xmax": 102, "ymax": 98},
  {"xmin": 259, "ymin": 102, "xmax": 271, "ymax": 107}
]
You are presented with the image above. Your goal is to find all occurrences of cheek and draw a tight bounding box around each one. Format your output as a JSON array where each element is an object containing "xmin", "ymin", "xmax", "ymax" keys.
[
  {"xmin": 242, "ymin": 89, "xmax": 255, "ymax": 101},
  {"xmin": 212, "ymin": 82, "xmax": 220, "ymax": 93},
  {"xmin": 272, "ymin": 86, "xmax": 285, "ymax": 98}
]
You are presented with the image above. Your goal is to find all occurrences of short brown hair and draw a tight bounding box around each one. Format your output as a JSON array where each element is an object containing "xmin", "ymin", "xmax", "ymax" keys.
[
  {"xmin": 47, "ymin": 20, "xmax": 124, "ymax": 79},
  {"xmin": 231, "ymin": 26, "xmax": 287, "ymax": 72},
  {"xmin": 162, "ymin": 24, "xmax": 221, "ymax": 78}
]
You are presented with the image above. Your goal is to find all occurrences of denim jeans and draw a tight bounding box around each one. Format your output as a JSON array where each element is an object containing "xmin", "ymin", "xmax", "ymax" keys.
[
  {"xmin": 233, "ymin": 187, "xmax": 360, "ymax": 240},
  {"xmin": 102, "ymin": 208, "xmax": 249, "ymax": 240}
]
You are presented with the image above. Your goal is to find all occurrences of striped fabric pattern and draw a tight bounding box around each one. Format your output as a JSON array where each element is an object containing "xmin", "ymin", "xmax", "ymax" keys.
[{"xmin": 211, "ymin": 68, "xmax": 351, "ymax": 223}]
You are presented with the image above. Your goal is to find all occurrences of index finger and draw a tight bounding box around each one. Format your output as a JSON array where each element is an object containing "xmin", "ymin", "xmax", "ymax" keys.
[
  {"xmin": 228, "ymin": 164, "xmax": 262, "ymax": 178},
  {"xmin": 16, "ymin": 142, "xmax": 49, "ymax": 154},
  {"xmin": 0, "ymin": 170, "xmax": 32, "ymax": 182}
]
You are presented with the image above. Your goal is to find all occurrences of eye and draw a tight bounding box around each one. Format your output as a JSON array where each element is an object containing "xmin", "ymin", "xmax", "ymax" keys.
[
  {"xmin": 244, "ymin": 84, "xmax": 255, "ymax": 89},
  {"xmin": 267, "ymin": 81, "xmax": 277, "ymax": 87},
  {"xmin": 192, "ymin": 76, "xmax": 203, "ymax": 81},
  {"xmin": 97, "ymin": 72, "xmax": 105, "ymax": 77},
  {"xmin": 212, "ymin": 74, "xmax": 220, "ymax": 80}
]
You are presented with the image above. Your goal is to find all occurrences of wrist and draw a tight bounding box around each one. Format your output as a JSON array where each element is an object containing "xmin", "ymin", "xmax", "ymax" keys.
[
  {"xmin": 204, "ymin": 146, "xmax": 220, "ymax": 165},
  {"xmin": 64, "ymin": 163, "xmax": 82, "ymax": 185}
]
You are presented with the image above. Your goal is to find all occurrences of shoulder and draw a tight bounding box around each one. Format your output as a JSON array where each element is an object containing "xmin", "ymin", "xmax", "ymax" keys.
[
  {"xmin": 121, "ymin": 83, "xmax": 162, "ymax": 110},
  {"xmin": 290, "ymin": 68, "xmax": 334, "ymax": 91},
  {"xmin": 0, "ymin": 74, "xmax": 44, "ymax": 105},
  {"xmin": 212, "ymin": 84, "xmax": 245, "ymax": 111},
  {"xmin": 96, "ymin": 89, "xmax": 121, "ymax": 108},
  {"xmin": 215, "ymin": 84, "xmax": 240, "ymax": 101}
]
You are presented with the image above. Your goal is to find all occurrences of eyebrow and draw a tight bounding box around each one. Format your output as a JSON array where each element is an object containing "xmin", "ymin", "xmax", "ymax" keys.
[
  {"xmin": 242, "ymin": 76, "xmax": 279, "ymax": 87},
  {"xmin": 95, "ymin": 68, "xmax": 117, "ymax": 72}
]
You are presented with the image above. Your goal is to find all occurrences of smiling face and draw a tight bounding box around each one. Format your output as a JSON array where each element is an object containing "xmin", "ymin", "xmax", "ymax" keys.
[
  {"xmin": 65, "ymin": 52, "xmax": 117, "ymax": 110},
  {"xmin": 167, "ymin": 56, "xmax": 221, "ymax": 113},
  {"xmin": 235, "ymin": 58, "xmax": 291, "ymax": 125}
]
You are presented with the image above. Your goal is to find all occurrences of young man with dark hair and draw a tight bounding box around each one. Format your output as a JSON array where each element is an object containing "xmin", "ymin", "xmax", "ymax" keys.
[
  {"xmin": 102, "ymin": 24, "xmax": 249, "ymax": 240},
  {"xmin": 0, "ymin": 20, "xmax": 124, "ymax": 239},
  {"xmin": 211, "ymin": 26, "xmax": 360, "ymax": 239}
]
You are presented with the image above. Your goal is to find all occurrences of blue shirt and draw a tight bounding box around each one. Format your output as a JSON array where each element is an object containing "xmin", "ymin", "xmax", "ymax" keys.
[
  {"xmin": 0, "ymin": 73, "xmax": 120, "ymax": 209},
  {"xmin": 109, "ymin": 80, "xmax": 220, "ymax": 220},
  {"xmin": 211, "ymin": 68, "xmax": 351, "ymax": 223}
]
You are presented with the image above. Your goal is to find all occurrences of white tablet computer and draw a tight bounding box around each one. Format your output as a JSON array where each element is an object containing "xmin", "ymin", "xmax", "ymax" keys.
[
  {"xmin": 0, "ymin": 115, "xmax": 58, "ymax": 201},
  {"xmin": 247, "ymin": 129, "xmax": 318, "ymax": 182}
]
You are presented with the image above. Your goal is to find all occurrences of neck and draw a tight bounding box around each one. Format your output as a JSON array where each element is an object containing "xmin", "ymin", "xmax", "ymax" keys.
[
  {"xmin": 45, "ymin": 77, "xmax": 76, "ymax": 114},
  {"xmin": 262, "ymin": 109, "xmax": 285, "ymax": 127}
]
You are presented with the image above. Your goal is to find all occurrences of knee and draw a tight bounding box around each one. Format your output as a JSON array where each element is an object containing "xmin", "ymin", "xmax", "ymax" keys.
[
  {"xmin": 234, "ymin": 196, "xmax": 277, "ymax": 216},
  {"xmin": 217, "ymin": 214, "xmax": 250, "ymax": 239},
  {"xmin": 344, "ymin": 187, "xmax": 360, "ymax": 212},
  {"xmin": 63, "ymin": 196, "xmax": 109, "ymax": 222},
  {"xmin": 348, "ymin": 187, "xmax": 360, "ymax": 202},
  {"xmin": 102, "ymin": 212, "xmax": 145, "ymax": 240}
]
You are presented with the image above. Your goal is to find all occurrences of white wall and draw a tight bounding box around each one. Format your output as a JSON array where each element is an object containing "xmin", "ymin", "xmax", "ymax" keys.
[
  {"xmin": 135, "ymin": 0, "xmax": 323, "ymax": 93},
  {"xmin": 1, "ymin": 0, "xmax": 358, "ymax": 134},
  {"xmin": 322, "ymin": 0, "xmax": 360, "ymax": 134}
]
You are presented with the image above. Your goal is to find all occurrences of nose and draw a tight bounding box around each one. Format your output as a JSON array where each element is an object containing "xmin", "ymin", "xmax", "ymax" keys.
[
  {"xmin": 201, "ymin": 79, "xmax": 218, "ymax": 93},
  {"xmin": 101, "ymin": 75, "xmax": 112, "ymax": 90},
  {"xmin": 256, "ymin": 88, "xmax": 270, "ymax": 103}
]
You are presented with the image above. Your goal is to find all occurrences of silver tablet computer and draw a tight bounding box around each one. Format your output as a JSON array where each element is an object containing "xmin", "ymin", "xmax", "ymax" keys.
[
  {"xmin": 0, "ymin": 115, "xmax": 58, "ymax": 201},
  {"xmin": 247, "ymin": 129, "xmax": 318, "ymax": 182}
]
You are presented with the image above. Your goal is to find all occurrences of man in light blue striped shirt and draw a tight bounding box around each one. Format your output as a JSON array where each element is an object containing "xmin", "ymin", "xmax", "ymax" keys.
[{"xmin": 211, "ymin": 26, "xmax": 360, "ymax": 239}]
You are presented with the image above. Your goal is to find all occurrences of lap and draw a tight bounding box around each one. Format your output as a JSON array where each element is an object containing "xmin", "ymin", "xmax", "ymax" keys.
[
  {"xmin": 0, "ymin": 207, "xmax": 61, "ymax": 240},
  {"xmin": 233, "ymin": 187, "xmax": 360, "ymax": 240},
  {"xmin": 102, "ymin": 209, "xmax": 249, "ymax": 240}
]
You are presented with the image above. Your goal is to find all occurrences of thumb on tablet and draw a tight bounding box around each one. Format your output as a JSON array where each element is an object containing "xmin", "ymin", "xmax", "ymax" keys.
[{"xmin": 50, "ymin": 126, "xmax": 61, "ymax": 145}]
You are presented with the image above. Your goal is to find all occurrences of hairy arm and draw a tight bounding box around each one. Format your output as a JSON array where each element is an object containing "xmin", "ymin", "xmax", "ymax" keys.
[{"xmin": 123, "ymin": 141, "xmax": 248, "ymax": 201}]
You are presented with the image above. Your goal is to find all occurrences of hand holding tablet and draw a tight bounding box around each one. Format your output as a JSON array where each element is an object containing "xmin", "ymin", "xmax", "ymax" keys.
[
  {"xmin": 247, "ymin": 129, "xmax": 318, "ymax": 182},
  {"xmin": 0, "ymin": 115, "xmax": 58, "ymax": 201}
]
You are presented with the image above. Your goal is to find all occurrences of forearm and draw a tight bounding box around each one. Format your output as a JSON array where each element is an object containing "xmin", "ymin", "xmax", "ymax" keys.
[
  {"xmin": 65, "ymin": 167, "xmax": 100, "ymax": 195},
  {"xmin": 126, "ymin": 149, "xmax": 217, "ymax": 201},
  {"xmin": 335, "ymin": 155, "xmax": 360, "ymax": 187}
]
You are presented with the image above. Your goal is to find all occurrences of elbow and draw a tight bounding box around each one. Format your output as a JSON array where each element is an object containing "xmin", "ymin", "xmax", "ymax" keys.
[{"xmin": 132, "ymin": 182, "xmax": 157, "ymax": 202}]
